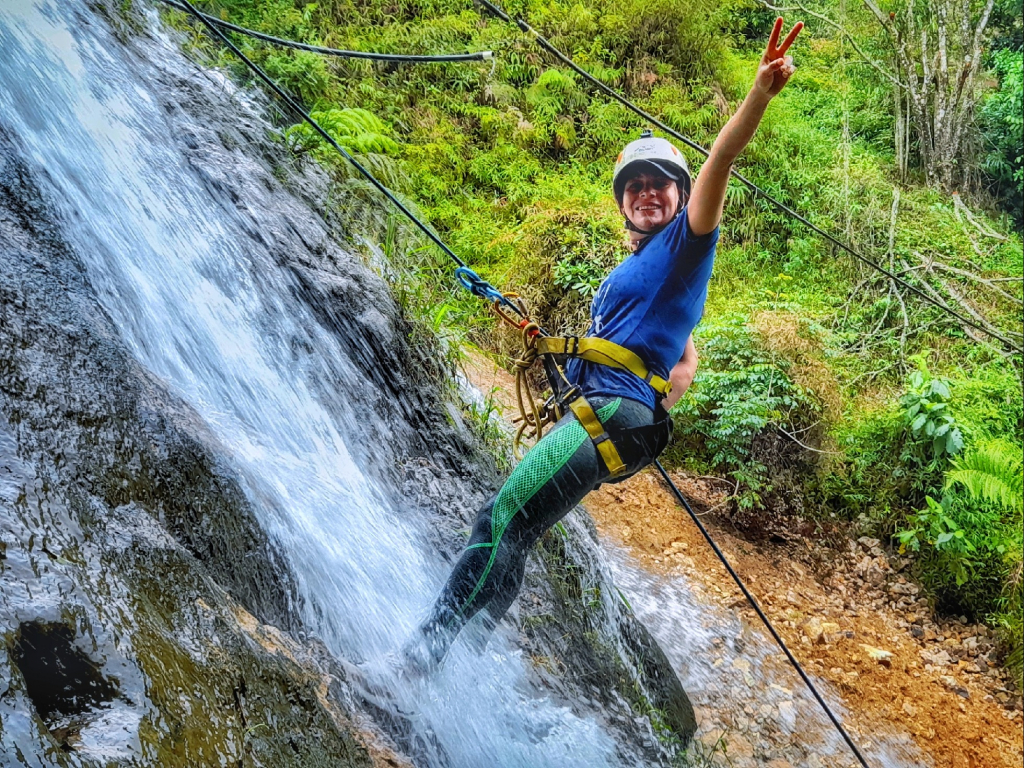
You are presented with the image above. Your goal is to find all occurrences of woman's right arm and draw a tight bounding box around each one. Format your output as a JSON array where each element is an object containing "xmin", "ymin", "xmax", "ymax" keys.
[{"xmin": 687, "ymin": 18, "xmax": 803, "ymax": 237}]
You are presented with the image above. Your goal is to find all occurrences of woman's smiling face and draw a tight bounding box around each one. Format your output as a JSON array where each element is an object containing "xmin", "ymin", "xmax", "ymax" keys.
[{"xmin": 620, "ymin": 171, "xmax": 681, "ymax": 232}]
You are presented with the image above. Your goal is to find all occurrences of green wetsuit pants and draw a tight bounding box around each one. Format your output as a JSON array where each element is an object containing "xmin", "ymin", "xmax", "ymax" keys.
[{"xmin": 416, "ymin": 395, "xmax": 666, "ymax": 664}]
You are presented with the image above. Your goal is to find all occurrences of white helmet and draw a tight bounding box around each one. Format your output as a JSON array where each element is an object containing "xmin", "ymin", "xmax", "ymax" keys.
[{"xmin": 612, "ymin": 129, "xmax": 691, "ymax": 204}]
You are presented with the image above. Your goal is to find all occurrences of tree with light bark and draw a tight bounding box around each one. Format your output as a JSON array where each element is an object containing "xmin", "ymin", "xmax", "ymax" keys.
[{"xmin": 765, "ymin": 0, "xmax": 998, "ymax": 190}]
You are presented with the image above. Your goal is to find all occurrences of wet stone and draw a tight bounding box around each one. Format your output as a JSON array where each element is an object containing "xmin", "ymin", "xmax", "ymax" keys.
[{"xmin": 10, "ymin": 621, "xmax": 119, "ymax": 730}]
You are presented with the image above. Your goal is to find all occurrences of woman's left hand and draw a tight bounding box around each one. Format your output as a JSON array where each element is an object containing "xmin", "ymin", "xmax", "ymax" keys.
[{"xmin": 753, "ymin": 17, "xmax": 804, "ymax": 99}]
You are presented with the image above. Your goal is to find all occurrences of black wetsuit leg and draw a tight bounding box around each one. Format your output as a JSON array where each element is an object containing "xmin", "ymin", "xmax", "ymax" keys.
[{"xmin": 415, "ymin": 396, "xmax": 663, "ymax": 663}]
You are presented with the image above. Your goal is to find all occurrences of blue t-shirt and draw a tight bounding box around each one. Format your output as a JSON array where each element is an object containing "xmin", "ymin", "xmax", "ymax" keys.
[{"xmin": 566, "ymin": 207, "xmax": 718, "ymax": 409}]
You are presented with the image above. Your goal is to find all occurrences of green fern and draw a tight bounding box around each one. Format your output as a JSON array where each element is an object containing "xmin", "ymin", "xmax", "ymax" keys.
[
  {"xmin": 284, "ymin": 108, "xmax": 407, "ymax": 188},
  {"xmin": 946, "ymin": 439, "xmax": 1024, "ymax": 514},
  {"xmin": 946, "ymin": 439, "xmax": 1023, "ymax": 687},
  {"xmin": 286, "ymin": 108, "xmax": 401, "ymax": 156}
]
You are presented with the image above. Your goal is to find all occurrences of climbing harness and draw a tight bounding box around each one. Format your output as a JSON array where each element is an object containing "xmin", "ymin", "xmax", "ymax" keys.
[
  {"xmin": 157, "ymin": 0, "xmax": 493, "ymax": 63},
  {"xmin": 480, "ymin": 283, "xmax": 673, "ymax": 476}
]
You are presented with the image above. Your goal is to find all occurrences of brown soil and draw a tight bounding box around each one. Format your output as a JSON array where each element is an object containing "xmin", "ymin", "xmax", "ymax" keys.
[
  {"xmin": 461, "ymin": 349, "xmax": 1024, "ymax": 768},
  {"xmin": 587, "ymin": 472, "xmax": 1022, "ymax": 768}
]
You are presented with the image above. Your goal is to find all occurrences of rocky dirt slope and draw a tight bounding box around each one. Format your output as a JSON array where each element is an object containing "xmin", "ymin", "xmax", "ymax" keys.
[{"xmin": 465, "ymin": 349, "xmax": 1024, "ymax": 768}]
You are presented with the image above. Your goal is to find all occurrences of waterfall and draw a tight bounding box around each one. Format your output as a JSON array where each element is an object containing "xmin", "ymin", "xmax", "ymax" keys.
[{"xmin": 0, "ymin": 1, "xmax": 620, "ymax": 765}]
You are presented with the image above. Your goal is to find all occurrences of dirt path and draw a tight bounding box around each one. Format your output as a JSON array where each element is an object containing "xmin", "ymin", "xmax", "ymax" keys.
[{"xmin": 461, "ymin": 350, "xmax": 1024, "ymax": 768}]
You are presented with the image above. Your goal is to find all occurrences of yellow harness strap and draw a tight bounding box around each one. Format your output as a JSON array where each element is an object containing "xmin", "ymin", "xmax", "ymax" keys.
[
  {"xmin": 535, "ymin": 337, "xmax": 672, "ymax": 397},
  {"xmin": 568, "ymin": 395, "xmax": 626, "ymax": 477}
]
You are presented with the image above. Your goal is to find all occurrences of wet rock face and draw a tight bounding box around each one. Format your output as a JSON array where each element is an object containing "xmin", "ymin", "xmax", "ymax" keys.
[
  {"xmin": 0, "ymin": 138, "xmax": 297, "ymax": 632},
  {"xmin": 0, "ymin": 133, "xmax": 377, "ymax": 766},
  {"xmin": 10, "ymin": 622, "xmax": 119, "ymax": 734},
  {"xmin": 519, "ymin": 514, "xmax": 696, "ymax": 762}
]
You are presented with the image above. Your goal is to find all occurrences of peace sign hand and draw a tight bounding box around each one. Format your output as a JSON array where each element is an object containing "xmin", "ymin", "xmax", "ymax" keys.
[{"xmin": 754, "ymin": 17, "xmax": 804, "ymax": 98}]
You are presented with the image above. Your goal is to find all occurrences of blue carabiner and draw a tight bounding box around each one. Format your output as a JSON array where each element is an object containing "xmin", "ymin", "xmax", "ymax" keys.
[{"xmin": 454, "ymin": 266, "xmax": 504, "ymax": 303}]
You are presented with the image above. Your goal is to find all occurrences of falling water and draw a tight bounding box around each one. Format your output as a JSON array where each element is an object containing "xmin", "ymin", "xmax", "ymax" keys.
[{"xmin": 0, "ymin": 1, "xmax": 619, "ymax": 765}]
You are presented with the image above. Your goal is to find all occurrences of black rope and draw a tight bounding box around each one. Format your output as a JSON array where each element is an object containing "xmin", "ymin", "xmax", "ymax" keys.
[
  {"xmin": 172, "ymin": 0, "xmax": 524, "ymax": 319},
  {"xmin": 654, "ymin": 460, "xmax": 872, "ymax": 768},
  {"xmin": 474, "ymin": 0, "xmax": 1023, "ymax": 355},
  {"xmin": 158, "ymin": 0, "xmax": 493, "ymax": 62}
]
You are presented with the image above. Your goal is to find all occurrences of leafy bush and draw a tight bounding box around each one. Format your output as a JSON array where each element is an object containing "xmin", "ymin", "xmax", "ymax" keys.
[
  {"xmin": 900, "ymin": 439, "xmax": 1024, "ymax": 685},
  {"xmin": 552, "ymin": 258, "xmax": 604, "ymax": 297},
  {"xmin": 897, "ymin": 495, "xmax": 983, "ymax": 589},
  {"xmin": 900, "ymin": 367, "xmax": 964, "ymax": 460},
  {"xmin": 670, "ymin": 317, "xmax": 821, "ymax": 507}
]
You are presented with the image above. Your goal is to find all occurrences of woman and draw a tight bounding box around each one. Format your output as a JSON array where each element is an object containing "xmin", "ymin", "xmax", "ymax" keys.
[{"xmin": 405, "ymin": 17, "xmax": 804, "ymax": 672}]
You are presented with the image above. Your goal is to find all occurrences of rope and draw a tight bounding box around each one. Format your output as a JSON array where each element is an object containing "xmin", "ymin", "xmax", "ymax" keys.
[
  {"xmin": 653, "ymin": 460, "xmax": 872, "ymax": 768},
  {"xmin": 171, "ymin": 0, "xmax": 524, "ymax": 322},
  {"xmin": 157, "ymin": 0, "xmax": 493, "ymax": 63},
  {"xmin": 472, "ymin": 0, "xmax": 1023, "ymax": 356}
]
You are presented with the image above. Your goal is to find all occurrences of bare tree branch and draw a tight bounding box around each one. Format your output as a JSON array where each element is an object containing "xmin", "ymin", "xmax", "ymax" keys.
[
  {"xmin": 760, "ymin": 0, "xmax": 907, "ymax": 87},
  {"xmin": 777, "ymin": 426, "xmax": 843, "ymax": 454},
  {"xmin": 927, "ymin": 260, "xmax": 1024, "ymax": 306},
  {"xmin": 952, "ymin": 192, "xmax": 1008, "ymax": 240},
  {"xmin": 902, "ymin": 257, "xmax": 1022, "ymax": 356}
]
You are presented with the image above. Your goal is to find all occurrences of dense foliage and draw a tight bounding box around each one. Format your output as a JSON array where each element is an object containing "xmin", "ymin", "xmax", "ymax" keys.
[
  {"xmin": 164, "ymin": 0, "xmax": 1023, "ymax": 684},
  {"xmin": 982, "ymin": 48, "xmax": 1024, "ymax": 224}
]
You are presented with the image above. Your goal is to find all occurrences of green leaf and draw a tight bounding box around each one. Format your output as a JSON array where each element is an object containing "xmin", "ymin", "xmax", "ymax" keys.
[{"xmin": 945, "ymin": 429, "xmax": 964, "ymax": 455}]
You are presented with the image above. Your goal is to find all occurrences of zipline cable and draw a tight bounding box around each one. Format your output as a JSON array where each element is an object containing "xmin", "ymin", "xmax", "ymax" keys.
[
  {"xmin": 158, "ymin": 0, "xmax": 494, "ymax": 62},
  {"xmin": 473, "ymin": 0, "xmax": 1023, "ymax": 355},
  {"xmin": 171, "ymin": 0, "xmax": 523, "ymax": 320},
  {"xmin": 654, "ymin": 460, "xmax": 872, "ymax": 768}
]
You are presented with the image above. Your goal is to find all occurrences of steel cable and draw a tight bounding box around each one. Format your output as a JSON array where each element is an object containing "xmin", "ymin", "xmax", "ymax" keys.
[
  {"xmin": 157, "ymin": 0, "xmax": 493, "ymax": 62},
  {"xmin": 654, "ymin": 460, "xmax": 872, "ymax": 768}
]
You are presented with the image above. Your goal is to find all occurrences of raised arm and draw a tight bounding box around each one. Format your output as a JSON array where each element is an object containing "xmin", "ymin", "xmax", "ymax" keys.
[{"xmin": 687, "ymin": 18, "xmax": 803, "ymax": 236}]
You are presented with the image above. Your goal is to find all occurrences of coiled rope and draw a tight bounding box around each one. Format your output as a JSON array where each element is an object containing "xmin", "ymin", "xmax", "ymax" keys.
[
  {"xmin": 473, "ymin": 0, "xmax": 1022, "ymax": 356},
  {"xmin": 158, "ymin": 0, "xmax": 493, "ymax": 62}
]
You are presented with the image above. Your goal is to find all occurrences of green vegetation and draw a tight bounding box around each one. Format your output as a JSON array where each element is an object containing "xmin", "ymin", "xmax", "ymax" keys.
[
  {"xmin": 164, "ymin": 0, "xmax": 1023, "ymax": 685},
  {"xmin": 982, "ymin": 47, "xmax": 1024, "ymax": 224}
]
